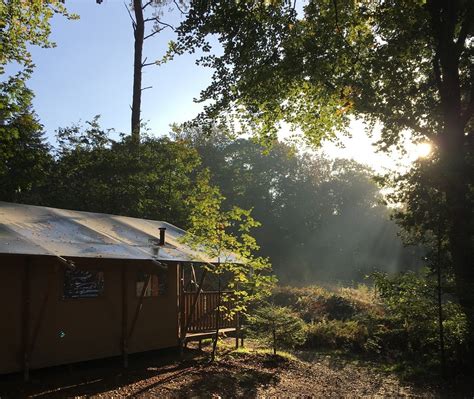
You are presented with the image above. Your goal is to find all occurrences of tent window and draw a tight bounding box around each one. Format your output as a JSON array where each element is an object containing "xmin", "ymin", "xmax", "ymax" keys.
[
  {"xmin": 136, "ymin": 268, "xmax": 167, "ymax": 297},
  {"xmin": 63, "ymin": 268, "xmax": 104, "ymax": 299}
]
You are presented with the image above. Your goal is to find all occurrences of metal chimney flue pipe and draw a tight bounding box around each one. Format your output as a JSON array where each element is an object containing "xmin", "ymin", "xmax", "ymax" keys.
[{"xmin": 159, "ymin": 227, "xmax": 166, "ymax": 246}]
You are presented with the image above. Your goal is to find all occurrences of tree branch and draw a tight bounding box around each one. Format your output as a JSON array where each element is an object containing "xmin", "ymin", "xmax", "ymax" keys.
[
  {"xmin": 144, "ymin": 27, "xmax": 166, "ymax": 40},
  {"xmin": 461, "ymin": 77, "xmax": 474, "ymax": 126},
  {"xmin": 142, "ymin": 61, "xmax": 158, "ymax": 67},
  {"xmin": 173, "ymin": 0, "xmax": 188, "ymax": 15},
  {"xmin": 456, "ymin": 3, "xmax": 473, "ymax": 55},
  {"xmin": 141, "ymin": 86, "xmax": 153, "ymax": 91},
  {"xmin": 124, "ymin": 2, "xmax": 136, "ymax": 30},
  {"xmin": 144, "ymin": 17, "xmax": 175, "ymax": 31},
  {"xmin": 432, "ymin": 51, "xmax": 443, "ymax": 94},
  {"xmin": 142, "ymin": 0, "xmax": 153, "ymax": 10}
]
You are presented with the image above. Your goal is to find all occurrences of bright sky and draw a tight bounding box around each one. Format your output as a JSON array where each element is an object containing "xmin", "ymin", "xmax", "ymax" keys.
[
  {"xmin": 9, "ymin": 1, "xmax": 429, "ymax": 173},
  {"xmin": 18, "ymin": 1, "xmax": 211, "ymax": 140}
]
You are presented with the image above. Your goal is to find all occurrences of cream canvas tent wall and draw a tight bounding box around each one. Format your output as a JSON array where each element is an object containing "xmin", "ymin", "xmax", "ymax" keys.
[{"xmin": 0, "ymin": 201, "xmax": 236, "ymax": 377}]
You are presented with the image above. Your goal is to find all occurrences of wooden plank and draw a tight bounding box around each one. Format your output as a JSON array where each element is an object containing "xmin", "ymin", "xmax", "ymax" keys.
[
  {"xmin": 179, "ymin": 264, "xmax": 186, "ymax": 355},
  {"xmin": 22, "ymin": 257, "xmax": 31, "ymax": 382},
  {"xmin": 28, "ymin": 263, "xmax": 55, "ymax": 363},
  {"xmin": 121, "ymin": 265, "xmax": 128, "ymax": 368},
  {"xmin": 127, "ymin": 273, "xmax": 150, "ymax": 341},
  {"xmin": 185, "ymin": 328, "xmax": 237, "ymax": 342}
]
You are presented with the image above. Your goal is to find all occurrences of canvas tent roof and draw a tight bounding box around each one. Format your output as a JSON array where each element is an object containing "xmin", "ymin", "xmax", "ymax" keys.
[{"xmin": 0, "ymin": 201, "xmax": 218, "ymax": 263}]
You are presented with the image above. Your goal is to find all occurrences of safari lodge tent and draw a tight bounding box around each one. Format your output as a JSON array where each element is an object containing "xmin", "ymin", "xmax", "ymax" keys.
[{"xmin": 0, "ymin": 201, "xmax": 238, "ymax": 377}]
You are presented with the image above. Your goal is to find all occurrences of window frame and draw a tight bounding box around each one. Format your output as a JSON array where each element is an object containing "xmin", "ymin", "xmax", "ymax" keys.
[{"xmin": 135, "ymin": 267, "xmax": 168, "ymax": 298}]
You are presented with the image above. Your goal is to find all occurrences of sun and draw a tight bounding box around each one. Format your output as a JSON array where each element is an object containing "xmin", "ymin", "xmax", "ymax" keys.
[{"xmin": 414, "ymin": 142, "xmax": 432, "ymax": 158}]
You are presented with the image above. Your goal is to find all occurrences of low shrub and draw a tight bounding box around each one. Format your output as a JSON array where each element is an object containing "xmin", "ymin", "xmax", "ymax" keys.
[
  {"xmin": 271, "ymin": 285, "xmax": 379, "ymax": 323},
  {"xmin": 305, "ymin": 319, "xmax": 368, "ymax": 351},
  {"xmin": 264, "ymin": 274, "xmax": 468, "ymax": 377},
  {"xmin": 248, "ymin": 304, "xmax": 307, "ymax": 354}
]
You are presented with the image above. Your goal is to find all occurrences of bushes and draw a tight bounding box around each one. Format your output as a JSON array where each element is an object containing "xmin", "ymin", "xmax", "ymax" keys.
[
  {"xmin": 270, "ymin": 285, "xmax": 379, "ymax": 323},
  {"xmin": 371, "ymin": 271, "xmax": 468, "ymax": 366},
  {"xmin": 255, "ymin": 276, "xmax": 468, "ymax": 374},
  {"xmin": 305, "ymin": 320, "xmax": 368, "ymax": 351}
]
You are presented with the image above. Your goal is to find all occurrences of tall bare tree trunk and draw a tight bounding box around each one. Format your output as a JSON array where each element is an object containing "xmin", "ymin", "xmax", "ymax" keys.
[{"xmin": 131, "ymin": 0, "xmax": 144, "ymax": 147}]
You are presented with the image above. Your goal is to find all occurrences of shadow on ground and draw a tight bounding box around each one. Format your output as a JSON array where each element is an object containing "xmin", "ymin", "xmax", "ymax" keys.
[
  {"xmin": 0, "ymin": 347, "xmax": 279, "ymax": 399},
  {"xmin": 0, "ymin": 348, "xmax": 190, "ymax": 398}
]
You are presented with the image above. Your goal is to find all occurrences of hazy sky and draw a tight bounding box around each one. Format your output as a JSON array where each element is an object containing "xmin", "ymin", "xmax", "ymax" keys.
[{"xmin": 10, "ymin": 1, "xmax": 425, "ymax": 173}]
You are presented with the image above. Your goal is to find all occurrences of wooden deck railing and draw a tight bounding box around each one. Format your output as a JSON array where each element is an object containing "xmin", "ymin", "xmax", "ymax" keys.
[{"xmin": 183, "ymin": 291, "xmax": 236, "ymax": 333}]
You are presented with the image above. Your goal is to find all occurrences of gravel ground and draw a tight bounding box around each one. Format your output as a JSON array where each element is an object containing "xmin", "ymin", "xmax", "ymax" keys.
[{"xmin": 0, "ymin": 343, "xmax": 468, "ymax": 398}]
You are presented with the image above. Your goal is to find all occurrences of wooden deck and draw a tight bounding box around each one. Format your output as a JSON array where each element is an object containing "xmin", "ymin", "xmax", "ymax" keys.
[{"xmin": 180, "ymin": 290, "xmax": 241, "ymax": 348}]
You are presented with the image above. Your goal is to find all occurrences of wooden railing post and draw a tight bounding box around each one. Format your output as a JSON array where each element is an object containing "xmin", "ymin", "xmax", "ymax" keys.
[{"xmin": 184, "ymin": 270, "xmax": 208, "ymax": 334}]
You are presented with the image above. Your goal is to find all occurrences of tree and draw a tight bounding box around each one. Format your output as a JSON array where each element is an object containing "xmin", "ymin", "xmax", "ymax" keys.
[
  {"xmin": 175, "ymin": 0, "xmax": 474, "ymax": 353},
  {"xmin": 42, "ymin": 117, "xmax": 203, "ymax": 226},
  {"xmin": 249, "ymin": 304, "xmax": 307, "ymax": 355},
  {"xmin": 1, "ymin": 0, "xmax": 77, "ymax": 144},
  {"xmin": 0, "ymin": 0, "xmax": 76, "ymax": 76},
  {"xmin": 182, "ymin": 169, "xmax": 275, "ymax": 359},
  {"xmin": 372, "ymin": 270, "xmax": 468, "ymax": 370},
  {"xmin": 174, "ymin": 124, "xmax": 422, "ymax": 284},
  {"xmin": 122, "ymin": 0, "xmax": 186, "ymax": 146},
  {"xmin": 0, "ymin": 79, "xmax": 52, "ymax": 204}
]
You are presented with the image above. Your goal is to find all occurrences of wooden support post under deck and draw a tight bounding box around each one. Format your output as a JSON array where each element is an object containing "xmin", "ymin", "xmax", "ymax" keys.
[
  {"xmin": 121, "ymin": 265, "xmax": 128, "ymax": 368},
  {"xmin": 235, "ymin": 312, "xmax": 240, "ymax": 349},
  {"xmin": 22, "ymin": 257, "xmax": 31, "ymax": 382},
  {"xmin": 179, "ymin": 264, "xmax": 186, "ymax": 356}
]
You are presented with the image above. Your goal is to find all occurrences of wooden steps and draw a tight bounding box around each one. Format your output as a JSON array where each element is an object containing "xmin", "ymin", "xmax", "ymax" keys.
[{"xmin": 184, "ymin": 328, "xmax": 236, "ymax": 343}]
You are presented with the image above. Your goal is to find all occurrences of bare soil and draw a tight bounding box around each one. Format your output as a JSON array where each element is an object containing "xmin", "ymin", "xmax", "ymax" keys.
[{"xmin": 0, "ymin": 342, "xmax": 468, "ymax": 398}]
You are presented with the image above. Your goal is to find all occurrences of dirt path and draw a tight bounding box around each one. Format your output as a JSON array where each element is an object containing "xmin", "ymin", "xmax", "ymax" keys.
[{"xmin": 0, "ymin": 346, "xmax": 451, "ymax": 398}]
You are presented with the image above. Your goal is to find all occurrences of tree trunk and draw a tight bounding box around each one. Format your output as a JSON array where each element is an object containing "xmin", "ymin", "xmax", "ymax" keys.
[
  {"xmin": 446, "ymin": 159, "xmax": 474, "ymax": 358},
  {"xmin": 131, "ymin": 0, "xmax": 144, "ymax": 147},
  {"xmin": 429, "ymin": 0, "xmax": 474, "ymax": 360}
]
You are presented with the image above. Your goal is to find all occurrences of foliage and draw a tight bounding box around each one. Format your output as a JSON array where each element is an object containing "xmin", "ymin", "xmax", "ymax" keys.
[
  {"xmin": 174, "ymin": 124, "xmax": 422, "ymax": 284},
  {"xmin": 175, "ymin": 0, "xmax": 472, "ymax": 150},
  {"xmin": 1, "ymin": 0, "xmax": 77, "ymax": 154},
  {"xmin": 40, "ymin": 117, "xmax": 203, "ymax": 226},
  {"xmin": 176, "ymin": 0, "xmax": 474, "ymax": 353},
  {"xmin": 183, "ymin": 169, "xmax": 276, "ymax": 317},
  {"xmin": 272, "ymin": 278, "xmax": 468, "ymax": 375},
  {"xmin": 370, "ymin": 271, "xmax": 468, "ymax": 366},
  {"xmin": 0, "ymin": 116, "xmax": 210, "ymax": 229},
  {"xmin": 306, "ymin": 319, "xmax": 368, "ymax": 351},
  {"xmin": 0, "ymin": 79, "xmax": 52, "ymax": 204},
  {"xmin": 270, "ymin": 285, "xmax": 379, "ymax": 323},
  {"xmin": 248, "ymin": 304, "xmax": 307, "ymax": 354},
  {"xmin": 0, "ymin": 0, "xmax": 77, "ymax": 75}
]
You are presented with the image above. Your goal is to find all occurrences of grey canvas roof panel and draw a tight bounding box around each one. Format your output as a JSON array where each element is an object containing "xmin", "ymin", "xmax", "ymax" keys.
[{"xmin": 0, "ymin": 201, "xmax": 214, "ymax": 263}]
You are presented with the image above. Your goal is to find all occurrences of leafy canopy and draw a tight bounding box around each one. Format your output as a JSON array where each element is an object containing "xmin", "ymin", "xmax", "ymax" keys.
[{"xmin": 174, "ymin": 1, "xmax": 472, "ymax": 147}]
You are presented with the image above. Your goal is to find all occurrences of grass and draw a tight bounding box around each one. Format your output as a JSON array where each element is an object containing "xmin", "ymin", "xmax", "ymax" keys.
[{"xmin": 217, "ymin": 338, "xmax": 300, "ymax": 363}]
